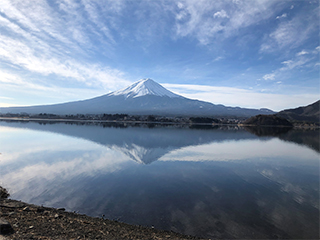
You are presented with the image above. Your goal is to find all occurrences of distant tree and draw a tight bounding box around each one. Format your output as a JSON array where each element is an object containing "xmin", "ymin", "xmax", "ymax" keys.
[
  {"xmin": 147, "ymin": 115, "xmax": 156, "ymax": 122},
  {"xmin": 190, "ymin": 117, "xmax": 217, "ymax": 124},
  {"xmin": 0, "ymin": 186, "xmax": 9, "ymax": 198}
]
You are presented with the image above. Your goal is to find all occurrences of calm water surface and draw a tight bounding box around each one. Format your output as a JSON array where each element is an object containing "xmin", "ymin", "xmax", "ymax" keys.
[{"xmin": 0, "ymin": 121, "xmax": 319, "ymax": 239}]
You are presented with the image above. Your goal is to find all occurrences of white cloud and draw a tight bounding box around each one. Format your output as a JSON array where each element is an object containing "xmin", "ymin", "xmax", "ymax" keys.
[
  {"xmin": 213, "ymin": 56, "xmax": 224, "ymax": 61},
  {"xmin": 260, "ymin": 45, "xmax": 319, "ymax": 84},
  {"xmin": 174, "ymin": 0, "xmax": 280, "ymax": 45},
  {"xmin": 0, "ymin": 0, "xmax": 39, "ymax": 32},
  {"xmin": 0, "ymin": 103, "xmax": 21, "ymax": 108},
  {"xmin": 270, "ymin": 20, "xmax": 297, "ymax": 48},
  {"xmin": 297, "ymin": 50, "xmax": 309, "ymax": 56},
  {"xmin": 276, "ymin": 13, "xmax": 287, "ymax": 19},
  {"xmin": 0, "ymin": 0, "xmax": 131, "ymax": 94},
  {"xmin": 262, "ymin": 73, "xmax": 276, "ymax": 81},
  {"xmin": 81, "ymin": 0, "xmax": 116, "ymax": 44},
  {"xmin": 0, "ymin": 68, "xmax": 122, "ymax": 107},
  {"xmin": 213, "ymin": 10, "xmax": 229, "ymax": 18},
  {"xmin": 0, "ymin": 0, "xmax": 318, "ymax": 110},
  {"xmin": 0, "ymin": 36, "xmax": 127, "ymax": 88},
  {"xmin": 0, "ymin": 70, "xmax": 57, "ymax": 94},
  {"xmin": 280, "ymin": 58, "xmax": 310, "ymax": 71},
  {"xmin": 0, "ymin": 0, "xmax": 74, "ymax": 47},
  {"xmin": 0, "ymin": 131, "xmax": 130, "ymax": 200},
  {"xmin": 161, "ymin": 138, "xmax": 318, "ymax": 162},
  {"xmin": 0, "ymin": 96, "xmax": 13, "ymax": 100},
  {"xmin": 0, "ymin": 70, "xmax": 25, "ymax": 85},
  {"xmin": 260, "ymin": 7, "xmax": 319, "ymax": 52},
  {"xmin": 163, "ymin": 83, "xmax": 319, "ymax": 111}
]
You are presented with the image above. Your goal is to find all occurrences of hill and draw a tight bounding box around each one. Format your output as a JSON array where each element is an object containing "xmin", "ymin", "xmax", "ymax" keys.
[
  {"xmin": 243, "ymin": 114, "xmax": 293, "ymax": 127},
  {"xmin": 276, "ymin": 100, "xmax": 320, "ymax": 123}
]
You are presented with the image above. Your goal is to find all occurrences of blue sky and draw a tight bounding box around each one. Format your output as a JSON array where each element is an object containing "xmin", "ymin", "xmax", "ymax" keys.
[{"xmin": 0, "ymin": 0, "xmax": 319, "ymax": 111}]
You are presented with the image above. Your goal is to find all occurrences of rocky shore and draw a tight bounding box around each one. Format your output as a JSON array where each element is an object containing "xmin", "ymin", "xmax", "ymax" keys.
[{"xmin": 0, "ymin": 187, "xmax": 203, "ymax": 240}]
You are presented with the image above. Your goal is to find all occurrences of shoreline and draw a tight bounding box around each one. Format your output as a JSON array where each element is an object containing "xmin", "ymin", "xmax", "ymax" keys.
[
  {"xmin": 0, "ymin": 195, "xmax": 203, "ymax": 239},
  {"xmin": 0, "ymin": 116, "xmax": 232, "ymax": 126},
  {"xmin": 0, "ymin": 117, "xmax": 318, "ymax": 129}
]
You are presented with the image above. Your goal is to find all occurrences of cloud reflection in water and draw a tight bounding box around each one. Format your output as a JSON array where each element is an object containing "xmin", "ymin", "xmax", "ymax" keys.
[{"xmin": 0, "ymin": 122, "xmax": 318, "ymax": 239}]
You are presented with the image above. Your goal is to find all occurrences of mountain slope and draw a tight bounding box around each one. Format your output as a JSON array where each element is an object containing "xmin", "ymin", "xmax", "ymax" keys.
[
  {"xmin": 276, "ymin": 100, "xmax": 320, "ymax": 123},
  {"xmin": 0, "ymin": 79, "xmax": 274, "ymax": 117}
]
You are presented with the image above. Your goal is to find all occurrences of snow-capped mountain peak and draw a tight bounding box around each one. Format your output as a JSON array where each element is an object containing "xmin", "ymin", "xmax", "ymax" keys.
[{"xmin": 109, "ymin": 78, "xmax": 182, "ymax": 99}]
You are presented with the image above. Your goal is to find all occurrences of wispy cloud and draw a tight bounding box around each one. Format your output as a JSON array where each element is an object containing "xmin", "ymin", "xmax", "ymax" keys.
[
  {"xmin": 0, "ymin": 68, "xmax": 114, "ymax": 107},
  {"xmin": 0, "ymin": 96, "xmax": 13, "ymax": 100},
  {"xmin": 276, "ymin": 13, "xmax": 287, "ymax": 19},
  {"xmin": 296, "ymin": 50, "xmax": 309, "ymax": 56},
  {"xmin": 81, "ymin": 0, "xmax": 124, "ymax": 45},
  {"xmin": 213, "ymin": 56, "xmax": 224, "ymax": 62},
  {"xmin": 213, "ymin": 10, "xmax": 229, "ymax": 18},
  {"xmin": 174, "ymin": 0, "xmax": 280, "ymax": 45},
  {"xmin": 280, "ymin": 58, "xmax": 310, "ymax": 71},
  {"xmin": 260, "ymin": 46, "xmax": 319, "ymax": 86},
  {"xmin": 260, "ymin": 6, "xmax": 319, "ymax": 52},
  {"xmin": 0, "ymin": 35, "xmax": 127, "ymax": 87},
  {"xmin": 0, "ymin": 0, "xmax": 131, "ymax": 95},
  {"xmin": 262, "ymin": 73, "xmax": 276, "ymax": 81},
  {"xmin": 164, "ymin": 83, "xmax": 319, "ymax": 111}
]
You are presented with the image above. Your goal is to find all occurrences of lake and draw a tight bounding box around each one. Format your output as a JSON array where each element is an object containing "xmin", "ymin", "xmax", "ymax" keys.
[{"xmin": 0, "ymin": 120, "xmax": 319, "ymax": 239}]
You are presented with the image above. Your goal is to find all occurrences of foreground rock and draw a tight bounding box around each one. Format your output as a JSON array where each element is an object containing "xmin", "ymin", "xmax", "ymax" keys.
[
  {"xmin": 0, "ymin": 218, "xmax": 14, "ymax": 235},
  {"xmin": 0, "ymin": 198, "xmax": 203, "ymax": 240}
]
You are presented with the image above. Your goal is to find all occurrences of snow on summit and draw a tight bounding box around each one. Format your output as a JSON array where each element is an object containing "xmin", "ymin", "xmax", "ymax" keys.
[{"xmin": 110, "ymin": 79, "xmax": 182, "ymax": 99}]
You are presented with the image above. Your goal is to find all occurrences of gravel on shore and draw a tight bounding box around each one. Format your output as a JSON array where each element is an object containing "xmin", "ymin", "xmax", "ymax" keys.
[{"xmin": 0, "ymin": 187, "xmax": 204, "ymax": 240}]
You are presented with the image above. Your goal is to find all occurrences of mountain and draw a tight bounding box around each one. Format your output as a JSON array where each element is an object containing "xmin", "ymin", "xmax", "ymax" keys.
[
  {"xmin": 0, "ymin": 78, "xmax": 275, "ymax": 117},
  {"xmin": 275, "ymin": 100, "xmax": 320, "ymax": 123}
]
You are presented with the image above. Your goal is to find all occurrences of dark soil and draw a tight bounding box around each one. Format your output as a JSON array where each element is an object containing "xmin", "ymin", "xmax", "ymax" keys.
[{"xmin": 0, "ymin": 191, "xmax": 204, "ymax": 240}]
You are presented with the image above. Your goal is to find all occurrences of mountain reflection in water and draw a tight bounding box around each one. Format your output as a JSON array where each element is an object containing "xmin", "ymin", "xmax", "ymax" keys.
[{"xmin": 0, "ymin": 121, "xmax": 319, "ymax": 239}]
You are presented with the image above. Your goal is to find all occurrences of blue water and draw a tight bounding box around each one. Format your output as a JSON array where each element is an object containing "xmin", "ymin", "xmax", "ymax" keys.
[{"xmin": 0, "ymin": 121, "xmax": 319, "ymax": 239}]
